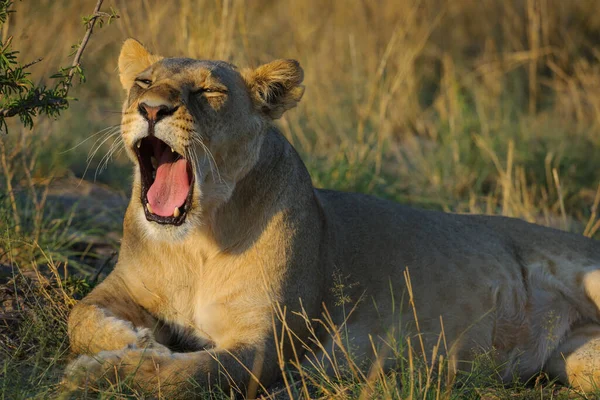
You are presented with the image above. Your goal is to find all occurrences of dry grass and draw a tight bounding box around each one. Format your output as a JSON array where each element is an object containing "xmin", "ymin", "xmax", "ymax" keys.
[
  {"xmin": 8, "ymin": 0, "xmax": 600, "ymax": 223},
  {"xmin": 2, "ymin": 0, "xmax": 600, "ymax": 398}
]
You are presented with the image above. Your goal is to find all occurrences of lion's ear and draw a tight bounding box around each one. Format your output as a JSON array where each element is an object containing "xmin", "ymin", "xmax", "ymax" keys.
[
  {"xmin": 118, "ymin": 38, "xmax": 163, "ymax": 90},
  {"xmin": 242, "ymin": 59, "xmax": 304, "ymax": 119}
]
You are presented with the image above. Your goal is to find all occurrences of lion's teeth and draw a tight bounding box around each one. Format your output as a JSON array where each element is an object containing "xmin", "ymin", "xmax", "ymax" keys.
[
  {"xmin": 173, "ymin": 207, "xmax": 180, "ymax": 217},
  {"xmin": 171, "ymin": 147, "xmax": 175, "ymax": 153},
  {"xmin": 147, "ymin": 203, "xmax": 154, "ymax": 214},
  {"xmin": 152, "ymin": 171, "xmax": 156, "ymax": 179},
  {"xmin": 151, "ymin": 156, "xmax": 157, "ymax": 169},
  {"xmin": 136, "ymin": 141, "xmax": 141, "ymax": 148}
]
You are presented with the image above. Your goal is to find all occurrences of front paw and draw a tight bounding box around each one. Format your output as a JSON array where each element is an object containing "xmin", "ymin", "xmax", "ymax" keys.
[
  {"xmin": 62, "ymin": 348, "xmax": 178, "ymax": 396},
  {"xmin": 63, "ymin": 350, "xmax": 125, "ymax": 388}
]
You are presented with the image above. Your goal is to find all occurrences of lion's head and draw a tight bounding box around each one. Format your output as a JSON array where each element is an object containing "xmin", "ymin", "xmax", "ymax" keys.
[{"xmin": 117, "ymin": 39, "xmax": 304, "ymax": 240}]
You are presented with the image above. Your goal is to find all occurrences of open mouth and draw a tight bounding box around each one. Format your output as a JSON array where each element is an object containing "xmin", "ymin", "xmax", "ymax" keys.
[{"xmin": 134, "ymin": 136, "xmax": 194, "ymax": 226}]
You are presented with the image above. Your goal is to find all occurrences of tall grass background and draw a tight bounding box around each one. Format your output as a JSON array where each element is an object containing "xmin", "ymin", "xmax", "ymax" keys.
[{"xmin": 2, "ymin": 0, "xmax": 600, "ymax": 398}]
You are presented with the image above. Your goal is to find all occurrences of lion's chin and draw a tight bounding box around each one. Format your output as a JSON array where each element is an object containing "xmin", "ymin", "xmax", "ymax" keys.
[{"xmin": 135, "ymin": 204, "xmax": 197, "ymax": 243}]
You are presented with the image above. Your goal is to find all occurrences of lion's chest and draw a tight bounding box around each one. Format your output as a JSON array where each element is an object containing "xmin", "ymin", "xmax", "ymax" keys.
[
  {"xmin": 127, "ymin": 241, "xmax": 278, "ymax": 350},
  {"xmin": 148, "ymin": 284, "xmax": 230, "ymax": 347},
  {"xmin": 145, "ymin": 272, "xmax": 269, "ymax": 350},
  {"xmin": 190, "ymin": 301, "xmax": 235, "ymax": 347}
]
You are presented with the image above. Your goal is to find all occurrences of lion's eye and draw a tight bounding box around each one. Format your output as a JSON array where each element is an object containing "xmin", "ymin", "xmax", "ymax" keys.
[
  {"xmin": 193, "ymin": 87, "xmax": 227, "ymax": 96},
  {"xmin": 135, "ymin": 78, "xmax": 152, "ymax": 88}
]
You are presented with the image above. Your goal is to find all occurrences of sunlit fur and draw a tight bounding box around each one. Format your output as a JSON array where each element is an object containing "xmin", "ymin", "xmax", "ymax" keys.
[
  {"xmin": 117, "ymin": 40, "xmax": 271, "ymax": 242},
  {"xmin": 66, "ymin": 38, "xmax": 600, "ymax": 396}
]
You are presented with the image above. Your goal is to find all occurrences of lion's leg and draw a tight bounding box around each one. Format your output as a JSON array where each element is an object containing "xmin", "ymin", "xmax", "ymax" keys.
[
  {"xmin": 68, "ymin": 272, "xmax": 168, "ymax": 354},
  {"xmin": 65, "ymin": 342, "xmax": 281, "ymax": 398},
  {"xmin": 544, "ymin": 324, "xmax": 600, "ymax": 392}
]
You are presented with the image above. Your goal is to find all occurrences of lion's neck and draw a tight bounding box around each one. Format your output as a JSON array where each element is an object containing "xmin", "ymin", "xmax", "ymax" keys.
[{"xmin": 203, "ymin": 127, "xmax": 312, "ymax": 252}]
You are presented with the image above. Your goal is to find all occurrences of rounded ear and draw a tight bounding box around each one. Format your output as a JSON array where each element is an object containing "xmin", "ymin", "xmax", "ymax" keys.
[
  {"xmin": 118, "ymin": 38, "xmax": 163, "ymax": 90},
  {"xmin": 242, "ymin": 59, "xmax": 305, "ymax": 119}
]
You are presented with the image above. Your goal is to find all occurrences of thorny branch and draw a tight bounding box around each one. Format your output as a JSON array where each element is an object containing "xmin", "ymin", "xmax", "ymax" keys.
[
  {"xmin": 61, "ymin": 0, "xmax": 107, "ymax": 97},
  {"xmin": 0, "ymin": 0, "xmax": 117, "ymax": 122}
]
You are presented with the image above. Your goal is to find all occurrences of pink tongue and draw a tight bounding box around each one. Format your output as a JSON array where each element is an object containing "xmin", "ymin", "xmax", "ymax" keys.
[{"xmin": 147, "ymin": 155, "xmax": 190, "ymax": 217}]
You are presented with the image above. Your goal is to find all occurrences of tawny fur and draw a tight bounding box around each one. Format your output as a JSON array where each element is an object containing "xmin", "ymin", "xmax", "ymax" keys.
[{"xmin": 66, "ymin": 38, "xmax": 600, "ymax": 396}]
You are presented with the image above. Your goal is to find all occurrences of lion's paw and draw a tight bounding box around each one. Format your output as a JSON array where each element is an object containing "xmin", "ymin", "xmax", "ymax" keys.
[
  {"xmin": 62, "ymin": 347, "xmax": 175, "ymax": 393},
  {"xmin": 64, "ymin": 350, "xmax": 124, "ymax": 387}
]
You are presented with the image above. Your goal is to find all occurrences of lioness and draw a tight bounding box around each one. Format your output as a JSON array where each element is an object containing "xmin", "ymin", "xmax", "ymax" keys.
[{"xmin": 67, "ymin": 38, "xmax": 600, "ymax": 396}]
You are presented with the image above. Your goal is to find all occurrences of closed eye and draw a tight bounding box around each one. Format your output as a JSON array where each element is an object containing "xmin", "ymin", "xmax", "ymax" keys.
[
  {"xmin": 193, "ymin": 87, "xmax": 228, "ymax": 96},
  {"xmin": 135, "ymin": 78, "xmax": 152, "ymax": 88}
]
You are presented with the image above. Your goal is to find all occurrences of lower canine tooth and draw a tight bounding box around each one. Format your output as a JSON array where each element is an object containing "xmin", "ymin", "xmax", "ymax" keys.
[
  {"xmin": 147, "ymin": 203, "xmax": 154, "ymax": 214},
  {"xmin": 173, "ymin": 207, "xmax": 181, "ymax": 217}
]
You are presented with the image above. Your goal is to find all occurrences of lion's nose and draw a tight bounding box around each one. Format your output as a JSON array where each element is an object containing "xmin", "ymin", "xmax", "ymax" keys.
[{"xmin": 138, "ymin": 103, "xmax": 178, "ymax": 123}]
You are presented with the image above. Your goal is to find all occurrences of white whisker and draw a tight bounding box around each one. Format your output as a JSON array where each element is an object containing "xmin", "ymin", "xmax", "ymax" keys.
[
  {"xmin": 95, "ymin": 136, "xmax": 125, "ymax": 180},
  {"xmin": 78, "ymin": 126, "xmax": 121, "ymax": 185},
  {"xmin": 60, "ymin": 124, "xmax": 120, "ymax": 154},
  {"xmin": 87, "ymin": 127, "xmax": 121, "ymax": 164},
  {"xmin": 190, "ymin": 133, "xmax": 222, "ymax": 183}
]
